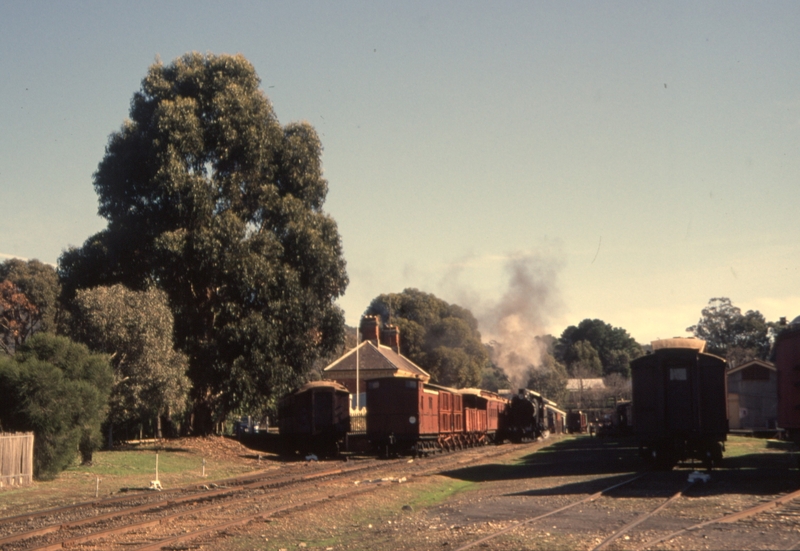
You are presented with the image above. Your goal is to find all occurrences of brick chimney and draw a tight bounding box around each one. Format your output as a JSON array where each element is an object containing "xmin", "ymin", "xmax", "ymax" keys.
[
  {"xmin": 360, "ymin": 315, "xmax": 380, "ymax": 343},
  {"xmin": 381, "ymin": 324, "xmax": 401, "ymax": 353}
]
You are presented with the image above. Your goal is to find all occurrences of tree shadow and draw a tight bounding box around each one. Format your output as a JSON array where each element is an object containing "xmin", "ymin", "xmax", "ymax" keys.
[{"xmin": 441, "ymin": 435, "xmax": 800, "ymax": 498}]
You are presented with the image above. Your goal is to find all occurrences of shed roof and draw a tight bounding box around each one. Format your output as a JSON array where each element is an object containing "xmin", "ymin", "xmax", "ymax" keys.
[{"xmin": 726, "ymin": 358, "xmax": 776, "ymax": 376}]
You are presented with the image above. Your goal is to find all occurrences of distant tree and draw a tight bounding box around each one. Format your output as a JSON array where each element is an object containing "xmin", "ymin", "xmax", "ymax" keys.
[
  {"xmin": 526, "ymin": 352, "xmax": 568, "ymax": 406},
  {"xmin": 68, "ymin": 284, "xmax": 190, "ymax": 439},
  {"xmin": 365, "ymin": 289, "xmax": 488, "ymax": 387},
  {"xmin": 602, "ymin": 373, "xmax": 632, "ymax": 403},
  {"xmin": 0, "ymin": 281, "xmax": 41, "ymax": 356},
  {"xmin": 0, "ymin": 334, "xmax": 112, "ymax": 477},
  {"xmin": 557, "ymin": 319, "xmax": 642, "ymax": 377},
  {"xmin": 0, "ymin": 259, "xmax": 61, "ymax": 335},
  {"xmin": 686, "ymin": 297, "xmax": 771, "ymax": 361},
  {"xmin": 563, "ymin": 340, "xmax": 603, "ymax": 377},
  {"xmin": 58, "ymin": 53, "xmax": 348, "ymax": 432},
  {"xmin": 604, "ymin": 349, "xmax": 633, "ymax": 379},
  {"xmin": 481, "ymin": 357, "xmax": 511, "ymax": 392}
]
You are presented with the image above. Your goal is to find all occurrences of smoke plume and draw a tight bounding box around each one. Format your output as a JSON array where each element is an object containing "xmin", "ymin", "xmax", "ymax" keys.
[{"xmin": 476, "ymin": 251, "xmax": 563, "ymax": 389}]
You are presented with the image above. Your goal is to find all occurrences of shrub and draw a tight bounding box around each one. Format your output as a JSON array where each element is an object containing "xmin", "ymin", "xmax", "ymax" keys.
[{"xmin": 0, "ymin": 334, "xmax": 112, "ymax": 478}]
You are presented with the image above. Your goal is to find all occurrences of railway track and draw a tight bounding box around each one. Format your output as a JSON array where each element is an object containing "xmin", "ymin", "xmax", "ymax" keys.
[
  {"xmin": 449, "ymin": 469, "xmax": 800, "ymax": 551},
  {"xmin": 3, "ymin": 439, "xmax": 542, "ymax": 550},
  {"xmin": 0, "ymin": 459, "xmax": 385, "ymax": 550}
]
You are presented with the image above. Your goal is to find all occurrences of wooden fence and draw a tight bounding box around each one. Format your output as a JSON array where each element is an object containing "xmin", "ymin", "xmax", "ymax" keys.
[{"xmin": 0, "ymin": 432, "xmax": 34, "ymax": 488}]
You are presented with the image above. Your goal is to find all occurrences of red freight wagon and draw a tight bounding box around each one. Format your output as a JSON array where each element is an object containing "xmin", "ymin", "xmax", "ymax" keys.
[
  {"xmin": 459, "ymin": 389, "xmax": 509, "ymax": 445},
  {"xmin": 366, "ymin": 377, "xmax": 440, "ymax": 456},
  {"xmin": 428, "ymin": 383, "xmax": 463, "ymax": 450}
]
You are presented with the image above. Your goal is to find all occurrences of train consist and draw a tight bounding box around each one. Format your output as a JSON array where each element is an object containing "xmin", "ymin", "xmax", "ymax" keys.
[
  {"xmin": 278, "ymin": 376, "xmax": 558, "ymax": 457},
  {"xmin": 631, "ymin": 338, "xmax": 728, "ymax": 470},
  {"xmin": 277, "ymin": 324, "xmax": 800, "ymax": 471}
]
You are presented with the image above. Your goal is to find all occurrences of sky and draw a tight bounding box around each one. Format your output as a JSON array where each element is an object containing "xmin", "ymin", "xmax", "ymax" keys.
[{"xmin": 2, "ymin": 1, "xmax": 800, "ymax": 349}]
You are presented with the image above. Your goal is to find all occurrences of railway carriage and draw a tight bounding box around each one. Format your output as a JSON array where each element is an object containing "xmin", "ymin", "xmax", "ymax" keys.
[{"xmin": 631, "ymin": 338, "xmax": 727, "ymax": 470}]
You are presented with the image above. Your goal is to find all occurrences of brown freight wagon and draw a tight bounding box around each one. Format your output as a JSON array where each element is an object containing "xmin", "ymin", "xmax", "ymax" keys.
[
  {"xmin": 366, "ymin": 376, "xmax": 441, "ymax": 456},
  {"xmin": 566, "ymin": 411, "xmax": 587, "ymax": 434},
  {"xmin": 631, "ymin": 338, "xmax": 727, "ymax": 470},
  {"xmin": 278, "ymin": 381, "xmax": 351, "ymax": 457},
  {"xmin": 774, "ymin": 316, "xmax": 800, "ymax": 461}
]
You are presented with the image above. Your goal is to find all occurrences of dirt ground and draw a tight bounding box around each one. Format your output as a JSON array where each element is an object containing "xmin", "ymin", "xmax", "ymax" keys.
[
  {"xmin": 214, "ymin": 434, "xmax": 800, "ymax": 551},
  {"xmin": 3, "ymin": 435, "xmax": 799, "ymax": 550}
]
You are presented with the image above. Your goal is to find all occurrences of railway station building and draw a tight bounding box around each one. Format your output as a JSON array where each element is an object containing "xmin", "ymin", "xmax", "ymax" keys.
[
  {"xmin": 321, "ymin": 316, "xmax": 431, "ymax": 410},
  {"xmin": 726, "ymin": 359, "xmax": 778, "ymax": 433}
]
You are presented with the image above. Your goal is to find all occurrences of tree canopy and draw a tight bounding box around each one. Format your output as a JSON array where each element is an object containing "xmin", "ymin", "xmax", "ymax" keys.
[
  {"xmin": 556, "ymin": 318, "xmax": 642, "ymax": 378},
  {"xmin": 526, "ymin": 352, "xmax": 568, "ymax": 405},
  {"xmin": 686, "ymin": 297, "xmax": 772, "ymax": 362},
  {"xmin": 0, "ymin": 259, "xmax": 61, "ymax": 355},
  {"xmin": 69, "ymin": 284, "xmax": 190, "ymax": 431},
  {"xmin": 58, "ymin": 53, "xmax": 348, "ymax": 430},
  {"xmin": 364, "ymin": 289, "xmax": 488, "ymax": 388}
]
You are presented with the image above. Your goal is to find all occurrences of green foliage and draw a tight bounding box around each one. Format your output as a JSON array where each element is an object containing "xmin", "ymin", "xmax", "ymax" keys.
[
  {"xmin": 58, "ymin": 53, "xmax": 348, "ymax": 430},
  {"xmin": 557, "ymin": 319, "xmax": 642, "ymax": 378},
  {"xmin": 686, "ymin": 297, "xmax": 772, "ymax": 361},
  {"xmin": 481, "ymin": 357, "xmax": 511, "ymax": 392},
  {"xmin": 562, "ymin": 340, "xmax": 603, "ymax": 377},
  {"xmin": 0, "ymin": 334, "xmax": 112, "ymax": 478},
  {"xmin": 0, "ymin": 259, "xmax": 61, "ymax": 336},
  {"xmin": 68, "ymin": 284, "xmax": 190, "ymax": 427},
  {"xmin": 365, "ymin": 289, "xmax": 488, "ymax": 387},
  {"xmin": 526, "ymin": 352, "xmax": 568, "ymax": 405}
]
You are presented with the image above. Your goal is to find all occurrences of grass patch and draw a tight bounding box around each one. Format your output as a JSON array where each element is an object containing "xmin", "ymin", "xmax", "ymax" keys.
[
  {"xmin": 406, "ymin": 478, "xmax": 473, "ymax": 509},
  {"xmin": 0, "ymin": 443, "xmax": 260, "ymax": 517},
  {"xmin": 723, "ymin": 435, "xmax": 787, "ymax": 458}
]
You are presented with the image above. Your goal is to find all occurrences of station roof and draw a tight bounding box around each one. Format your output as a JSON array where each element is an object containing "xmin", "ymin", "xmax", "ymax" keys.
[{"xmin": 322, "ymin": 340, "xmax": 431, "ymax": 382}]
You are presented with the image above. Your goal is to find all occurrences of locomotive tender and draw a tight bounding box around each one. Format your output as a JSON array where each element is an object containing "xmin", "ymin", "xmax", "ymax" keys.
[
  {"xmin": 497, "ymin": 388, "xmax": 548, "ymax": 443},
  {"xmin": 631, "ymin": 338, "xmax": 727, "ymax": 470}
]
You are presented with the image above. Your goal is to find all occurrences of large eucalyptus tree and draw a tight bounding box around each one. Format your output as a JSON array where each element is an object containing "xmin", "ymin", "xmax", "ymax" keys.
[{"xmin": 59, "ymin": 53, "xmax": 348, "ymax": 431}]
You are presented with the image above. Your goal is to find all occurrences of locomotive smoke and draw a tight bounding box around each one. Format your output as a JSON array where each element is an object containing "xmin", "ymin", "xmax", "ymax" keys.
[{"xmin": 477, "ymin": 252, "xmax": 563, "ymax": 389}]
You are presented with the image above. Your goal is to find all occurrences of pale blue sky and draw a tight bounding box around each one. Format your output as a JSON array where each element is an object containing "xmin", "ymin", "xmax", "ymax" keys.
[{"xmin": 2, "ymin": 1, "xmax": 799, "ymax": 346}]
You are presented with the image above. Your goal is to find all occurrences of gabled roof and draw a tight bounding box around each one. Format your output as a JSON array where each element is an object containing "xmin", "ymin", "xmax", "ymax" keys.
[
  {"xmin": 322, "ymin": 340, "xmax": 431, "ymax": 381},
  {"xmin": 727, "ymin": 358, "xmax": 776, "ymax": 376}
]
